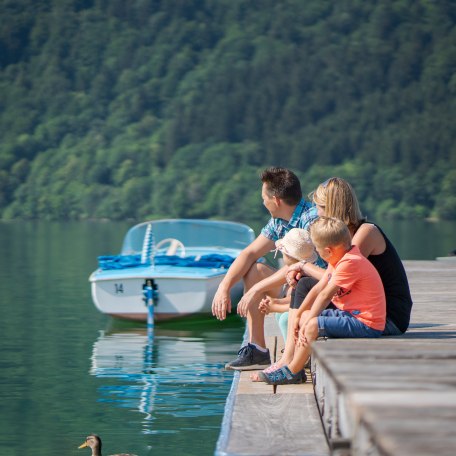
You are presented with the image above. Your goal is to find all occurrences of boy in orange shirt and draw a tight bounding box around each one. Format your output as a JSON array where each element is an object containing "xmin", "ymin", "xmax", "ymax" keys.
[{"xmin": 259, "ymin": 216, "xmax": 386, "ymax": 385}]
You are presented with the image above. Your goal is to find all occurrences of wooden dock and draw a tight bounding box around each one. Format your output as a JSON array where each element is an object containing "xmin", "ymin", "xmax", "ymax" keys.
[{"xmin": 215, "ymin": 260, "xmax": 456, "ymax": 456}]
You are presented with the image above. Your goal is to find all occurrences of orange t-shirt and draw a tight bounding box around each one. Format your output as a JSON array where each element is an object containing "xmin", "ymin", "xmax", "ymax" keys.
[{"xmin": 327, "ymin": 245, "xmax": 386, "ymax": 331}]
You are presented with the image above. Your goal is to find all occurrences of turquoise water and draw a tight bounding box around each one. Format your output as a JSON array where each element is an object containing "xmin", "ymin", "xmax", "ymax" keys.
[
  {"xmin": 0, "ymin": 220, "xmax": 455, "ymax": 455},
  {"xmin": 0, "ymin": 222, "xmax": 243, "ymax": 456}
]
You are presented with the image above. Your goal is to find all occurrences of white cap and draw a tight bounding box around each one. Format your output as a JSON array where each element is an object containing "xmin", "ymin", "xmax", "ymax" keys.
[{"xmin": 275, "ymin": 228, "xmax": 318, "ymax": 263}]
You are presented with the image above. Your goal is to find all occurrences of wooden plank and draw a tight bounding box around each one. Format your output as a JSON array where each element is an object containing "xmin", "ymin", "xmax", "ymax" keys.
[
  {"xmin": 264, "ymin": 314, "xmax": 282, "ymax": 337},
  {"xmin": 276, "ymin": 382, "xmax": 315, "ymax": 395},
  {"xmin": 218, "ymin": 315, "xmax": 329, "ymax": 455},
  {"xmin": 310, "ymin": 260, "xmax": 456, "ymax": 456},
  {"xmin": 265, "ymin": 335, "xmax": 277, "ymax": 362},
  {"xmin": 348, "ymin": 392, "xmax": 456, "ymax": 456},
  {"xmin": 219, "ymin": 260, "xmax": 456, "ymax": 455},
  {"xmin": 225, "ymin": 393, "xmax": 329, "ymax": 456},
  {"xmin": 237, "ymin": 370, "xmax": 274, "ymax": 395}
]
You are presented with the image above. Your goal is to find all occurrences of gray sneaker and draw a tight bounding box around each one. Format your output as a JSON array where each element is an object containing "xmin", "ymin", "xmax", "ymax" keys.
[{"xmin": 225, "ymin": 343, "xmax": 271, "ymax": 370}]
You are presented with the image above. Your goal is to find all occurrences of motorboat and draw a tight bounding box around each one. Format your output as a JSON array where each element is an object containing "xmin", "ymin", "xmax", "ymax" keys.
[{"xmin": 89, "ymin": 219, "xmax": 255, "ymax": 322}]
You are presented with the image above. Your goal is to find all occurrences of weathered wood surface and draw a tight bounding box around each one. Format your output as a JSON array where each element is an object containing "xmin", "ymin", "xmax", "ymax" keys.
[
  {"xmin": 216, "ymin": 325, "xmax": 329, "ymax": 456},
  {"xmin": 224, "ymin": 393, "xmax": 328, "ymax": 456},
  {"xmin": 312, "ymin": 260, "xmax": 456, "ymax": 456},
  {"xmin": 217, "ymin": 260, "xmax": 456, "ymax": 456}
]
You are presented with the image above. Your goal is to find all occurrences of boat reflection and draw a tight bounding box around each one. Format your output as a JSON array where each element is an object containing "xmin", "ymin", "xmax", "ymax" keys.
[{"xmin": 88, "ymin": 318, "xmax": 241, "ymax": 434}]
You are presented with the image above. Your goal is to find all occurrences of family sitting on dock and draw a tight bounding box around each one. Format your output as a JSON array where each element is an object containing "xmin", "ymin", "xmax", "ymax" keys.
[{"xmin": 212, "ymin": 167, "xmax": 413, "ymax": 385}]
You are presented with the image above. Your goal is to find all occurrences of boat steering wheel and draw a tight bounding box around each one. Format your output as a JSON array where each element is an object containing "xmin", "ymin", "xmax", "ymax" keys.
[{"xmin": 155, "ymin": 238, "xmax": 186, "ymax": 257}]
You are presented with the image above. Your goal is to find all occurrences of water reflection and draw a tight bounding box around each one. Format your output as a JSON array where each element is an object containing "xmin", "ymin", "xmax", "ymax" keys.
[{"xmin": 88, "ymin": 320, "xmax": 239, "ymax": 436}]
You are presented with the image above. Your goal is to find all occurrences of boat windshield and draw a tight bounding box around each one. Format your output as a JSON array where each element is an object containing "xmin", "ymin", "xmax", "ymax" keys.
[{"xmin": 120, "ymin": 219, "xmax": 255, "ymax": 255}]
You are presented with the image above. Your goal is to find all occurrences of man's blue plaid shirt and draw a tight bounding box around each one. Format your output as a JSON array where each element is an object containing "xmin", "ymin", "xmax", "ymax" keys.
[
  {"xmin": 261, "ymin": 199, "xmax": 317, "ymax": 241},
  {"xmin": 261, "ymin": 199, "xmax": 326, "ymax": 268}
]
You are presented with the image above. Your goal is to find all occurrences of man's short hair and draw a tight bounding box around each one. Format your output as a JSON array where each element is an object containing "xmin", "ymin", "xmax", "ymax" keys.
[
  {"xmin": 310, "ymin": 216, "xmax": 351, "ymax": 250},
  {"xmin": 260, "ymin": 167, "xmax": 302, "ymax": 206}
]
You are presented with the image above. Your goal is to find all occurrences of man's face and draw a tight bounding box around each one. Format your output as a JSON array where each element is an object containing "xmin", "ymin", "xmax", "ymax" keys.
[{"xmin": 261, "ymin": 183, "xmax": 278, "ymax": 216}]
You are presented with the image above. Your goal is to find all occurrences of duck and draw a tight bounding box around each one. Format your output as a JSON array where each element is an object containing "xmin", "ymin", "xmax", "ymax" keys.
[{"xmin": 78, "ymin": 434, "xmax": 137, "ymax": 456}]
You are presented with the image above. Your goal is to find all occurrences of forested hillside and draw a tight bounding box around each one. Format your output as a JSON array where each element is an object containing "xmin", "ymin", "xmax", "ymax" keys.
[{"xmin": 1, "ymin": 0, "xmax": 455, "ymax": 222}]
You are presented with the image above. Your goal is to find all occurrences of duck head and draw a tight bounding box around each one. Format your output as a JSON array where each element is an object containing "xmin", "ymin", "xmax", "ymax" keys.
[{"xmin": 78, "ymin": 434, "xmax": 102, "ymax": 456}]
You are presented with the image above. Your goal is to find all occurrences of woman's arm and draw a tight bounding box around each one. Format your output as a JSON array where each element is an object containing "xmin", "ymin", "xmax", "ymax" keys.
[
  {"xmin": 300, "ymin": 261, "xmax": 326, "ymax": 280},
  {"xmin": 352, "ymin": 223, "xmax": 386, "ymax": 257}
]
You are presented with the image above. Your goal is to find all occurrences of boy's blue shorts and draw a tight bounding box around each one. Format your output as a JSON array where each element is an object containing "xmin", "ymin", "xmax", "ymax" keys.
[{"xmin": 317, "ymin": 308, "xmax": 383, "ymax": 338}]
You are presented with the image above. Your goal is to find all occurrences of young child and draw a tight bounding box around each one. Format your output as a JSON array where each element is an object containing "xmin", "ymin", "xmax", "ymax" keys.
[
  {"xmin": 258, "ymin": 228, "xmax": 318, "ymax": 341},
  {"xmin": 259, "ymin": 216, "xmax": 386, "ymax": 385}
]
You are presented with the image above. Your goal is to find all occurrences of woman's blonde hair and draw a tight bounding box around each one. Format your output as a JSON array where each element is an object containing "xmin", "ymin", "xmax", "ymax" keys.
[{"xmin": 310, "ymin": 177, "xmax": 365, "ymax": 234}]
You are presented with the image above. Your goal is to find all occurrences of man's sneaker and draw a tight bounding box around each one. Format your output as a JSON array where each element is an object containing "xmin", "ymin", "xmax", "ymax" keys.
[
  {"xmin": 225, "ymin": 343, "xmax": 271, "ymax": 370},
  {"xmin": 258, "ymin": 365, "xmax": 307, "ymax": 385}
]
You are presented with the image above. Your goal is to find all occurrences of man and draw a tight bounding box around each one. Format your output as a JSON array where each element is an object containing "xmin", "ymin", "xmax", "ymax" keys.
[{"xmin": 212, "ymin": 167, "xmax": 318, "ymax": 370}]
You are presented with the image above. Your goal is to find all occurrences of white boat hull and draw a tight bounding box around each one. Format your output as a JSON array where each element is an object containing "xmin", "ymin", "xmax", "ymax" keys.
[
  {"xmin": 89, "ymin": 219, "xmax": 255, "ymax": 322},
  {"xmin": 91, "ymin": 273, "xmax": 243, "ymax": 321}
]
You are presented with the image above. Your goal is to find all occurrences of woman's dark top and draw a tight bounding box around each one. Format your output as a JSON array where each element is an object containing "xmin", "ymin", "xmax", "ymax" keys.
[{"xmin": 361, "ymin": 222, "xmax": 413, "ymax": 333}]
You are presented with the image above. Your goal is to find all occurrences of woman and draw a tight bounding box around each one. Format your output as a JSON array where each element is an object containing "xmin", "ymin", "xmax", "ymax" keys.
[
  {"xmin": 259, "ymin": 177, "xmax": 413, "ymax": 376},
  {"xmin": 295, "ymin": 177, "xmax": 412, "ymax": 331}
]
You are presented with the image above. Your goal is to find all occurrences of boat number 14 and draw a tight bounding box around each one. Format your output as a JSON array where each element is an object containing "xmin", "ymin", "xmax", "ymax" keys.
[{"xmin": 114, "ymin": 283, "xmax": 124, "ymax": 294}]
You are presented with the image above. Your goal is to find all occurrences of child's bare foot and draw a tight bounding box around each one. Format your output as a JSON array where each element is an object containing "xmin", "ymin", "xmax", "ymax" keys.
[
  {"xmin": 249, "ymin": 362, "xmax": 284, "ymax": 382},
  {"xmin": 250, "ymin": 371, "xmax": 263, "ymax": 382}
]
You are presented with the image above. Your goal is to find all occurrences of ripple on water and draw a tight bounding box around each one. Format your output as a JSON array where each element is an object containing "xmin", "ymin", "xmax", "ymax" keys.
[{"xmin": 90, "ymin": 331, "xmax": 237, "ymax": 433}]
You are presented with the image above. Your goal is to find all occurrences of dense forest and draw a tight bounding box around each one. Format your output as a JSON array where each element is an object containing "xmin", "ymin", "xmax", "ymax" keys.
[{"xmin": 0, "ymin": 0, "xmax": 455, "ymax": 223}]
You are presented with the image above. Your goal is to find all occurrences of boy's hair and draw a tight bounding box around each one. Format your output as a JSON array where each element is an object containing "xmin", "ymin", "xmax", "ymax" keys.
[
  {"xmin": 260, "ymin": 167, "xmax": 302, "ymax": 206},
  {"xmin": 310, "ymin": 216, "xmax": 351, "ymax": 250},
  {"xmin": 311, "ymin": 177, "xmax": 365, "ymax": 233}
]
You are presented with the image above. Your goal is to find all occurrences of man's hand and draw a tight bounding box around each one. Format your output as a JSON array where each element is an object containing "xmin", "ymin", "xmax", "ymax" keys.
[
  {"xmin": 212, "ymin": 288, "xmax": 231, "ymax": 320},
  {"xmin": 286, "ymin": 262, "xmax": 304, "ymax": 288},
  {"xmin": 236, "ymin": 288, "xmax": 259, "ymax": 318}
]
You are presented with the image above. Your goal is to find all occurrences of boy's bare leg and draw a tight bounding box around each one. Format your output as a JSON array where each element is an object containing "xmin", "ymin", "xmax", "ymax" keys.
[{"xmin": 288, "ymin": 317, "xmax": 319, "ymax": 374}]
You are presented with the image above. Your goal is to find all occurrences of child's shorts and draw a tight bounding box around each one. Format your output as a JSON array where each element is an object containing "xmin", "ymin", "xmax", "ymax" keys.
[{"xmin": 317, "ymin": 308, "xmax": 383, "ymax": 338}]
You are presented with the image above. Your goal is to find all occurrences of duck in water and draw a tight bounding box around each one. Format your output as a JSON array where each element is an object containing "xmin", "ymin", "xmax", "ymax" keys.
[{"xmin": 78, "ymin": 434, "xmax": 137, "ymax": 456}]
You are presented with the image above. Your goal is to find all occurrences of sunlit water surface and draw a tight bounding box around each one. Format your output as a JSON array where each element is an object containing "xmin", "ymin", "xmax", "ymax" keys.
[
  {"xmin": 0, "ymin": 220, "xmax": 455, "ymax": 455},
  {"xmin": 0, "ymin": 222, "xmax": 243, "ymax": 456}
]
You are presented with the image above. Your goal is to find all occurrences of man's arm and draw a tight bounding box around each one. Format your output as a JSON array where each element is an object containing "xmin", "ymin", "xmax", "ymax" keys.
[
  {"xmin": 212, "ymin": 234, "xmax": 274, "ymax": 320},
  {"xmin": 236, "ymin": 265, "xmax": 288, "ymax": 317}
]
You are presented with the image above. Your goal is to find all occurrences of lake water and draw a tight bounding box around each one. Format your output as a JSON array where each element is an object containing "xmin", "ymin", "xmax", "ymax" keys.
[{"xmin": 0, "ymin": 220, "xmax": 455, "ymax": 456}]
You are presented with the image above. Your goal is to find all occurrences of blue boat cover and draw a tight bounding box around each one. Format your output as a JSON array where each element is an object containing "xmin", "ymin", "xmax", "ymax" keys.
[{"xmin": 97, "ymin": 254, "xmax": 235, "ymax": 270}]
